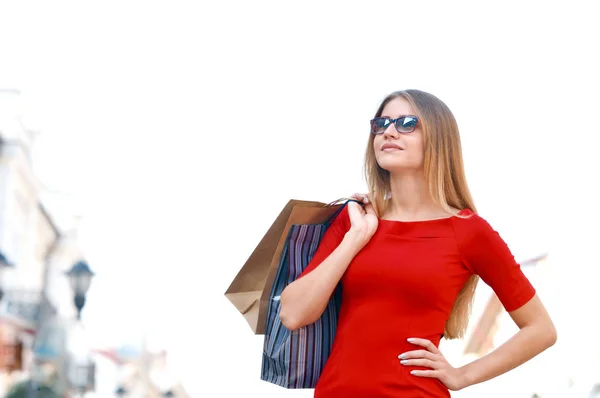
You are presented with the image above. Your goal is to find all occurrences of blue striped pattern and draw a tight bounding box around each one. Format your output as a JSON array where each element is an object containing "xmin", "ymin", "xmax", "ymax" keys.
[{"xmin": 261, "ymin": 216, "xmax": 343, "ymax": 389}]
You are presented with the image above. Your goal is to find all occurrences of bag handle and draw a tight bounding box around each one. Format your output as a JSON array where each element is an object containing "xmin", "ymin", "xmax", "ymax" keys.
[{"xmin": 324, "ymin": 197, "xmax": 362, "ymax": 226}]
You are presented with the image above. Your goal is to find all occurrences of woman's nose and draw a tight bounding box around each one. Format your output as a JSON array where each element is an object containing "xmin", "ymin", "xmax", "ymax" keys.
[{"xmin": 382, "ymin": 122, "xmax": 399, "ymax": 139}]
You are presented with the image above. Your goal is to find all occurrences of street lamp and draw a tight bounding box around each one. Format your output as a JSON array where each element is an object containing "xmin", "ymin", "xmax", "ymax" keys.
[
  {"xmin": 115, "ymin": 386, "xmax": 127, "ymax": 397},
  {"xmin": 163, "ymin": 390, "xmax": 175, "ymax": 398},
  {"xmin": 64, "ymin": 260, "xmax": 96, "ymax": 396},
  {"xmin": 65, "ymin": 260, "xmax": 95, "ymax": 319},
  {"xmin": 0, "ymin": 250, "xmax": 13, "ymax": 302}
]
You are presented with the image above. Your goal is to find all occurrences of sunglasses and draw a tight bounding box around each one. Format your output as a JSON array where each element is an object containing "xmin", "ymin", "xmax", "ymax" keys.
[{"xmin": 370, "ymin": 116, "xmax": 419, "ymax": 134}]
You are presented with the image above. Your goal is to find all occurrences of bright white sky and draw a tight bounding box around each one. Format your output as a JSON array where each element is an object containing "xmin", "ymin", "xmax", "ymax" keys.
[{"xmin": 1, "ymin": 1, "xmax": 599, "ymax": 397}]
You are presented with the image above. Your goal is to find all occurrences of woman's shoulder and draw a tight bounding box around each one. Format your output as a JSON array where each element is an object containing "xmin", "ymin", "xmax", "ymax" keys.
[
  {"xmin": 452, "ymin": 209, "xmax": 499, "ymax": 244},
  {"xmin": 329, "ymin": 202, "xmax": 351, "ymax": 227}
]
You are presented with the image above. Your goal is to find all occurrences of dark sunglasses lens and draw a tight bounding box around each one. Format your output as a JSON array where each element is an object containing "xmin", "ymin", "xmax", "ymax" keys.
[
  {"xmin": 371, "ymin": 118, "xmax": 389, "ymax": 134},
  {"xmin": 396, "ymin": 117, "xmax": 417, "ymax": 133}
]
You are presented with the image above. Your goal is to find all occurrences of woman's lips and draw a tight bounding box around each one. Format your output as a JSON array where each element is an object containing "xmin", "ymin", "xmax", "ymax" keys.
[{"xmin": 381, "ymin": 143, "xmax": 403, "ymax": 151}]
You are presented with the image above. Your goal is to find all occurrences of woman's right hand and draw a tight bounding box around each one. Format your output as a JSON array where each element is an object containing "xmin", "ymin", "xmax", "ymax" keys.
[{"xmin": 346, "ymin": 195, "xmax": 378, "ymax": 248}]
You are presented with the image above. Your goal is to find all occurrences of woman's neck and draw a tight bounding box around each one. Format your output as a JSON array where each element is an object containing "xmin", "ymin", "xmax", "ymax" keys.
[{"xmin": 385, "ymin": 173, "xmax": 441, "ymax": 219}]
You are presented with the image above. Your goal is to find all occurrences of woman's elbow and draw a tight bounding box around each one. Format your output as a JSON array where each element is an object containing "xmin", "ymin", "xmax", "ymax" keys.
[
  {"xmin": 279, "ymin": 294, "xmax": 302, "ymax": 331},
  {"xmin": 279, "ymin": 311, "xmax": 301, "ymax": 331},
  {"xmin": 533, "ymin": 316, "xmax": 557, "ymax": 349},
  {"xmin": 545, "ymin": 321, "xmax": 558, "ymax": 348}
]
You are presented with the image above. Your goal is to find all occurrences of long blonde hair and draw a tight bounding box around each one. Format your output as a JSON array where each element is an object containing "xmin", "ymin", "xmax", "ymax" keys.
[{"xmin": 364, "ymin": 89, "xmax": 478, "ymax": 339}]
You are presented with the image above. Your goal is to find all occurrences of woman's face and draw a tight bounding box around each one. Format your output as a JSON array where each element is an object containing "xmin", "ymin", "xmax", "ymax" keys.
[{"xmin": 373, "ymin": 97, "xmax": 424, "ymax": 174}]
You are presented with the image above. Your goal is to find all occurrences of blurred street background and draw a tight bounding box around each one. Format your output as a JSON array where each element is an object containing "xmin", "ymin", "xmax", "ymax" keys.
[{"xmin": 1, "ymin": 1, "xmax": 599, "ymax": 397}]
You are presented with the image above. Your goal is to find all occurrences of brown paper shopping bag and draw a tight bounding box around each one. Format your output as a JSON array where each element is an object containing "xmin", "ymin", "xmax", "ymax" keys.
[{"xmin": 224, "ymin": 199, "xmax": 346, "ymax": 334}]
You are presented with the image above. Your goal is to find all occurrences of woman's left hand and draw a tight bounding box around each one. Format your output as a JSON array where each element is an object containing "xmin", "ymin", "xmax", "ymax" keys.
[{"xmin": 399, "ymin": 338, "xmax": 468, "ymax": 391}]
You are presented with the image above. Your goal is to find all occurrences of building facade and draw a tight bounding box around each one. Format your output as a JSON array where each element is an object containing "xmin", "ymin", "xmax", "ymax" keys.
[
  {"xmin": 0, "ymin": 88, "xmax": 56, "ymax": 394},
  {"xmin": 0, "ymin": 89, "xmax": 93, "ymax": 397}
]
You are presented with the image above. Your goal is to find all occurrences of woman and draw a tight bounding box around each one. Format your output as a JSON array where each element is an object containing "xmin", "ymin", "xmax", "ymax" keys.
[{"xmin": 279, "ymin": 89, "xmax": 556, "ymax": 397}]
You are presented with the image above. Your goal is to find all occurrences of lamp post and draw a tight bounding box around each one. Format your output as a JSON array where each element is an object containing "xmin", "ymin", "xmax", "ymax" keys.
[
  {"xmin": 65, "ymin": 260, "xmax": 95, "ymax": 397},
  {"xmin": 163, "ymin": 390, "xmax": 175, "ymax": 397},
  {"xmin": 65, "ymin": 260, "xmax": 94, "ymax": 320}
]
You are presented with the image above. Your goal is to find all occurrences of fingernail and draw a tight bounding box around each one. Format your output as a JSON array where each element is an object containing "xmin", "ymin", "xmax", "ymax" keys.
[
  {"xmin": 407, "ymin": 338, "xmax": 415, "ymax": 342},
  {"xmin": 401, "ymin": 360, "xmax": 408, "ymax": 365},
  {"xmin": 398, "ymin": 353, "xmax": 405, "ymax": 359},
  {"xmin": 410, "ymin": 370, "xmax": 417, "ymax": 375}
]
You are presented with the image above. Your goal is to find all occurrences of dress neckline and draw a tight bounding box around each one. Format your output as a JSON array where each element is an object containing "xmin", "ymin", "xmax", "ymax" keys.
[{"xmin": 378, "ymin": 208, "xmax": 472, "ymax": 224}]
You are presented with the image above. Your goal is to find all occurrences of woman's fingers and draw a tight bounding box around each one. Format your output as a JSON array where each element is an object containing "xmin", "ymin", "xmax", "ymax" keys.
[
  {"xmin": 351, "ymin": 193, "xmax": 364, "ymax": 202},
  {"xmin": 351, "ymin": 193, "xmax": 370, "ymax": 203},
  {"xmin": 407, "ymin": 338, "xmax": 442, "ymax": 355},
  {"xmin": 364, "ymin": 202, "xmax": 376, "ymax": 216},
  {"xmin": 400, "ymin": 358, "xmax": 440, "ymax": 369},
  {"xmin": 347, "ymin": 201, "xmax": 363, "ymax": 223}
]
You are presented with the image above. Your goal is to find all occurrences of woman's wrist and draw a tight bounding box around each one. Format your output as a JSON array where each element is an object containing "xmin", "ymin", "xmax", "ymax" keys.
[
  {"xmin": 342, "ymin": 230, "xmax": 368, "ymax": 254},
  {"xmin": 456, "ymin": 364, "xmax": 474, "ymax": 390}
]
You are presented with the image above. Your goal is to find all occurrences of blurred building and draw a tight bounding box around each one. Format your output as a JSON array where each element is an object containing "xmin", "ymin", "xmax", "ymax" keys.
[
  {"xmin": 94, "ymin": 343, "xmax": 191, "ymax": 398},
  {"xmin": 444, "ymin": 249, "xmax": 600, "ymax": 398},
  {"xmin": 0, "ymin": 88, "xmax": 57, "ymax": 394},
  {"xmin": 444, "ymin": 254, "xmax": 548, "ymax": 398},
  {"xmin": 0, "ymin": 89, "xmax": 93, "ymax": 397}
]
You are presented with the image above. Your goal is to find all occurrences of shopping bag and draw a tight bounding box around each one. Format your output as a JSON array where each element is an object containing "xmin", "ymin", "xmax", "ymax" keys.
[
  {"xmin": 260, "ymin": 202, "xmax": 349, "ymax": 388},
  {"xmin": 224, "ymin": 199, "xmax": 345, "ymax": 334}
]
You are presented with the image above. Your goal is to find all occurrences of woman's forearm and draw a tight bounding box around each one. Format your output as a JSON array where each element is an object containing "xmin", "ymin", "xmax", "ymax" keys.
[
  {"xmin": 459, "ymin": 323, "xmax": 557, "ymax": 389},
  {"xmin": 279, "ymin": 232, "xmax": 362, "ymax": 330}
]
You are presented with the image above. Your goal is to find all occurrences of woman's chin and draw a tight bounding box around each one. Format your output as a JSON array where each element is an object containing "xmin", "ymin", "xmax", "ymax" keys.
[{"xmin": 377, "ymin": 161, "xmax": 421, "ymax": 174}]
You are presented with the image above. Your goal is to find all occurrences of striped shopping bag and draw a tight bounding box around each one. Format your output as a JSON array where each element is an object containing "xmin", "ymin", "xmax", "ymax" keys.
[{"xmin": 260, "ymin": 203, "xmax": 347, "ymax": 389}]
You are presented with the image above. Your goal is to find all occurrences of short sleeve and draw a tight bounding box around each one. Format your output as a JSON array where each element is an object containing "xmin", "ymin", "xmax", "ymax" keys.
[
  {"xmin": 453, "ymin": 212, "xmax": 536, "ymax": 312},
  {"xmin": 298, "ymin": 205, "xmax": 351, "ymax": 278}
]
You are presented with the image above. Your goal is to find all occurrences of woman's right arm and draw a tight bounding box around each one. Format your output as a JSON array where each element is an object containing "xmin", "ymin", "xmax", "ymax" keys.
[{"xmin": 279, "ymin": 200, "xmax": 377, "ymax": 330}]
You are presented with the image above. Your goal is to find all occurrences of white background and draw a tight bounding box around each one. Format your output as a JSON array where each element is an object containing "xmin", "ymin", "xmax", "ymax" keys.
[{"xmin": 1, "ymin": 1, "xmax": 599, "ymax": 396}]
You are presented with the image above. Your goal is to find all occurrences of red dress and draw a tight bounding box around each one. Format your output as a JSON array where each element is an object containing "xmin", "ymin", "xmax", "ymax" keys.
[{"xmin": 299, "ymin": 207, "xmax": 535, "ymax": 397}]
